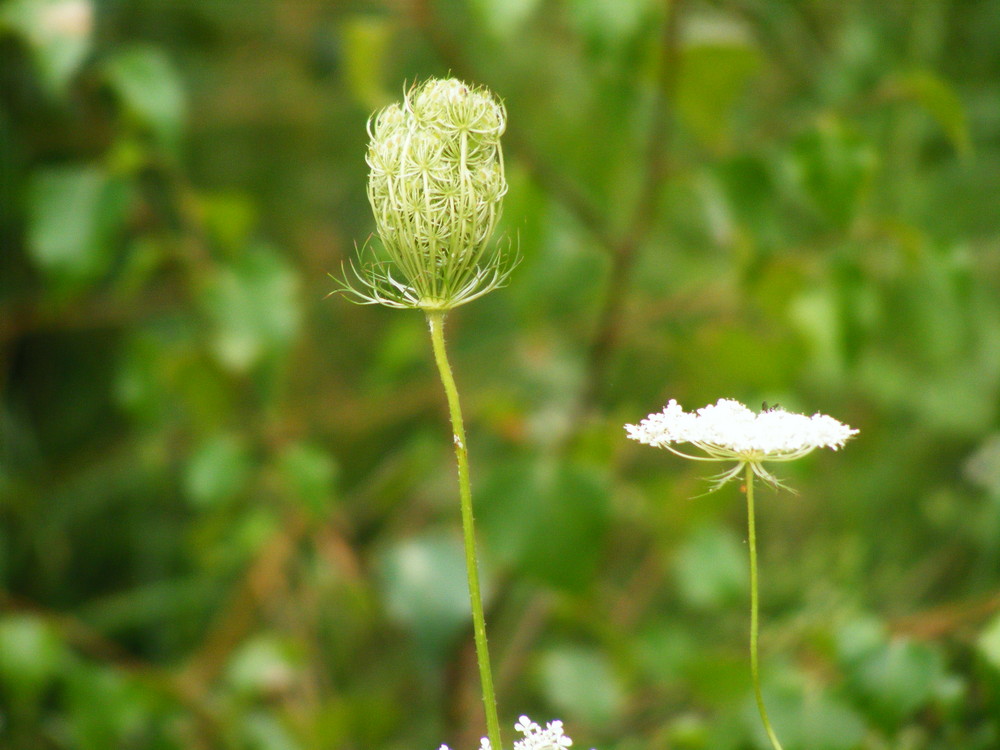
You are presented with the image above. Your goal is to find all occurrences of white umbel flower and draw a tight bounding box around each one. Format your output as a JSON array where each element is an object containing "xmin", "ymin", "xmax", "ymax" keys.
[
  {"xmin": 626, "ymin": 398, "xmax": 858, "ymax": 490},
  {"xmin": 440, "ymin": 715, "xmax": 584, "ymax": 750}
]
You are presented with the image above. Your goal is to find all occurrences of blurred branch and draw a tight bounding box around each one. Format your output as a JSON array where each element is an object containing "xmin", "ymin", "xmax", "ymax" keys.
[
  {"xmin": 891, "ymin": 589, "xmax": 1000, "ymax": 640},
  {"xmin": 577, "ymin": 0, "xmax": 683, "ymax": 414},
  {"xmin": 0, "ymin": 286, "xmax": 181, "ymax": 345},
  {"xmin": 179, "ymin": 511, "xmax": 306, "ymax": 692}
]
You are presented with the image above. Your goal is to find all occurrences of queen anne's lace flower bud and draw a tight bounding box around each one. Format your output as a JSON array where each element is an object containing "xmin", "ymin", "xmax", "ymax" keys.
[{"xmin": 339, "ymin": 77, "xmax": 515, "ymax": 310}]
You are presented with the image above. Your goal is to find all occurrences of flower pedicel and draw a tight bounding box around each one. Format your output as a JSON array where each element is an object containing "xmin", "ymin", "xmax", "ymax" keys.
[{"xmin": 626, "ymin": 398, "xmax": 858, "ymax": 750}]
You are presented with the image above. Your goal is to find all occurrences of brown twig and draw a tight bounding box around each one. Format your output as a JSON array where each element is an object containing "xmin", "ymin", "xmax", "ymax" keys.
[
  {"xmin": 576, "ymin": 0, "xmax": 684, "ymax": 414},
  {"xmin": 179, "ymin": 511, "xmax": 306, "ymax": 692},
  {"xmin": 890, "ymin": 589, "xmax": 1000, "ymax": 641}
]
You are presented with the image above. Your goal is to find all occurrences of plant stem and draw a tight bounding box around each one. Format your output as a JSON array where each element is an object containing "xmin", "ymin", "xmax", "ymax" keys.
[
  {"xmin": 427, "ymin": 310, "xmax": 503, "ymax": 750},
  {"xmin": 746, "ymin": 464, "xmax": 784, "ymax": 750}
]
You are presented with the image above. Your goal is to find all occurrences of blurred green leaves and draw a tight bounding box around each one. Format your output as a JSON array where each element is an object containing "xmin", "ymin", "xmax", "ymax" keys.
[
  {"xmin": 184, "ymin": 433, "xmax": 252, "ymax": 509},
  {"xmin": 0, "ymin": 0, "xmax": 93, "ymax": 95},
  {"xmin": 479, "ymin": 456, "xmax": 610, "ymax": 593},
  {"xmin": 0, "ymin": 615, "xmax": 66, "ymax": 704},
  {"xmin": 377, "ymin": 532, "xmax": 485, "ymax": 657},
  {"xmin": 201, "ymin": 245, "xmax": 302, "ymax": 372},
  {"xmin": 340, "ymin": 16, "xmax": 393, "ymax": 113},
  {"xmin": 27, "ymin": 166, "xmax": 131, "ymax": 289},
  {"xmin": 889, "ymin": 70, "xmax": 972, "ymax": 157},
  {"xmin": 978, "ymin": 614, "xmax": 1000, "ymax": 673},
  {"xmin": 677, "ymin": 40, "xmax": 762, "ymax": 150},
  {"xmin": 3, "ymin": 1, "xmax": 1000, "ymax": 749},
  {"xmin": 103, "ymin": 46, "xmax": 186, "ymax": 150},
  {"xmin": 538, "ymin": 646, "xmax": 625, "ymax": 725},
  {"xmin": 787, "ymin": 120, "xmax": 876, "ymax": 229},
  {"xmin": 674, "ymin": 525, "xmax": 748, "ymax": 610},
  {"xmin": 276, "ymin": 442, "xmax": 337, "ymax": 517},
  {"xmin": 836, "ymin": 617, "xmax": 951, "ymax": 727}
]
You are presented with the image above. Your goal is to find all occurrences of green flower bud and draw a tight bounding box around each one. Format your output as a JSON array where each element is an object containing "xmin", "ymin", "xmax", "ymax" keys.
[{"xmin": 337, "ymin": 78, "xmax": 516, "ymax": 310}]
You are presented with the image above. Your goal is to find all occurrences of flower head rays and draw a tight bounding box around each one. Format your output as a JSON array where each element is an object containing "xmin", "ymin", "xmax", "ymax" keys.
[{"xmin": 626, "ymin": 399, "xmax": 858, "ymax": 491}]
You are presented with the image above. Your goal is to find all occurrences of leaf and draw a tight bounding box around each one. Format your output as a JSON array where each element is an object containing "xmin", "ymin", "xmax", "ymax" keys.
[
  {"xmin": 674, "ymin": 525, "xmax": 748, "ymax": 609},
  {"xmin": 836, "ymin": 618, "xmax": 948, "ymax": 726},
  {"xmin": 676, "ymin": 43, "xmax": 762, "ymax": 150},
  {"xmin": 0, "ymin": 615, "xmax": 66, "ymax": 698},
  {"xmin": 103, "ymin": 45, "xmax": 185, "ymax": 149},
  {"xmin": 568, "ymin": 0, "xmax": 656, "ymax": 47},
  {"xmin": 27, "ymin": 165, "xmax": 130, "ymax": 287},
  {"xmin": 340, "ymin": 15, "xmax": 393, "ymax": 112},
  {"xmin": 277, "ymin": 441, "xmax": 337, "ymax": 516},
  {"xmin": 891, "ymin": 70, "xmax": 971, "ymax": 158},
  {"xmin": 227, "ymin": 635, "xmax": 300, "ymax": 698},
  {"xmin": 634, "ymin": 623, "xmax": 697, "ymax": 686},
  {"xmin": 706, "ymin": 155, "xmax": 780, "ymax": 250},
  {"xmin": 1, "ymin": 0, "xmax": 94, "ymax": 95},
  {"xmin": 742, "ymin": 681, "xmax": 866, "ymax": 750},
  {"xmin": 65, "ymin": 666, "xmax": 150, "ymax": 750},
  {"xmin": 537, "ymin": 646, "xmax": 625, "ymax": 725},
  {"xmin": 201, "ymin": 245, "xmax": 302, "ymax": 372},
  {"xmin": 200, "ymin": 191, "xmax": 258, "ymax": 257},
  {"xmin": 376, "ymin": 532, "xmax": 485, "ymax": 658},
  {"xmin": 478, "ymin": 456, "xmax": 610, "ymax": 593},
  {"xmin": 470, "ymin": 0, "xmax": 541, "ymax": 38},
  {"xmin": 786, "ymin": 120, "xmax": 876, "ymax": 229},
  {"xmin": 184, "ymin": 433, "xmax": 252, "ymax": 508},
  {"xmin": 242, "ymin": 712, "xmax": 302, "ymax": 750},
  {"xmin": 977, "ymin": 613, "xmax": 1000, "ymax": 673}
]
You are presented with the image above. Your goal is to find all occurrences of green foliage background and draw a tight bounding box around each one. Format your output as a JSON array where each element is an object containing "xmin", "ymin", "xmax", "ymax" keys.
[{"xmin": 2, "ymin": 1, "xmax": 1000, "ymax": 748}]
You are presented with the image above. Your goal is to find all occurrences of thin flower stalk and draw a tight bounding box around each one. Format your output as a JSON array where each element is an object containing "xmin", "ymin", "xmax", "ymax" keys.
[
  {"xmin": 626, "ymin": 398, "xmax": 858, "ymax": 750},
  {"xmin": 428, "ymin": 310, "xmax": 501, "ymax": 750},
  {"xmin": 745, "ymin": 463, "xmax": 783, "ymax": 750}
]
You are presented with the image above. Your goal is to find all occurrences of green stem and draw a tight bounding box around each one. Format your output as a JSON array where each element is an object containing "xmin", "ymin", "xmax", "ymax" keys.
[
  {"xmin": 746, "ymin": 464, "xmax": 784, "ymax": 750},
  {"xmin": 427, "ymin": 310, "xmax": 503, "ymax": 750}
]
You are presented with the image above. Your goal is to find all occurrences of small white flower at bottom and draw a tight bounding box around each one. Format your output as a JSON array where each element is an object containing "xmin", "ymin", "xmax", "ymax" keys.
[{"xmin": 439, "ymin": 715, "xmax": 586, "ymax": 750}]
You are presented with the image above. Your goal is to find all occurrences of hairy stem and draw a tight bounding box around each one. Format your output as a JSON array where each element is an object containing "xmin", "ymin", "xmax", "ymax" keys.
[
  {"xmin": 746, "ymin": 464, "xmax": 784, "ymax": 750},
  {"xmin": 427, "ymin": 310, "xmax": 502, "ymax": 750}
]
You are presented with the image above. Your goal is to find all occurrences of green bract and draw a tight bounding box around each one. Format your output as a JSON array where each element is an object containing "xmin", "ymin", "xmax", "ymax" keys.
[{"xmin": 338, "ymin": 78, "xmax": 515, "ymax": 310}]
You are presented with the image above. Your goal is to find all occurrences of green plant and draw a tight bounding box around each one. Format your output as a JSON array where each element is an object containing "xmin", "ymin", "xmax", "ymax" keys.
[
  {"xmin": 627, "ymin": 399, "xmax": 858, "ymax": 749},
  {"xmin": 335, "ymin": 77, "xmax": 516, "ymax": 750}
]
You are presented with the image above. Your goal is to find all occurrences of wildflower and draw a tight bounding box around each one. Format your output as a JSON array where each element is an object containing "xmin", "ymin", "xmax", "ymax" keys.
[
  {"xmin": 625, "ymin": 398, "xmax": 858, "ymax": 490},
  {"xmin": 335, "ymin": 77, "xmax": 516, "ymax": 750},
  {"xmin": 439, "ymin": 716, "xmax": 582, "ymax": 750},
  {"xmin": 626, "ymin": 398, "xmax": 858, "ymax": 750},
  {"xmin": 337, "ymin": 77, "xmax": 515, "ymax": 310}
]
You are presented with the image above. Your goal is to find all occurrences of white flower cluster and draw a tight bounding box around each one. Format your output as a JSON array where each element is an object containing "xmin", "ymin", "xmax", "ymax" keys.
[
  {"xmin": 341, "ymin": 77, "xmax": 515, "ymax": 310},
  {"xmin": 626, "ymin": 399, "xmax": 858, "ymax": 489},
  {"xmin": 439, "ymin": 716, "xmax": 579, "ymax": 750}
]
